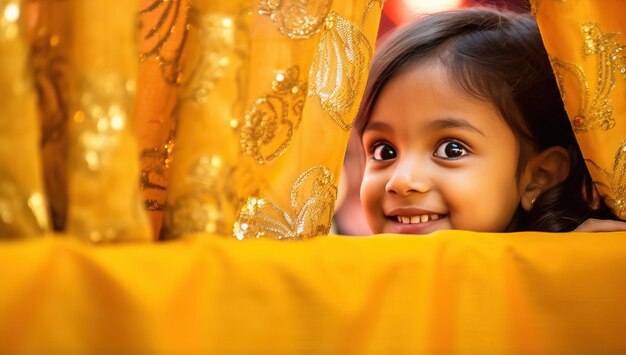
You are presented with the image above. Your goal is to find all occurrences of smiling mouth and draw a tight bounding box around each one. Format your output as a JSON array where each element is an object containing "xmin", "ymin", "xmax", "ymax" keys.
[{"xmin": 390, "ymin": 214, "xmax": 445, "ymax": 224}]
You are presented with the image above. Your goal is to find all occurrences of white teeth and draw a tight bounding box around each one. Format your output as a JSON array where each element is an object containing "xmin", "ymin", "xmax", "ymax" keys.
[{"xmin": 395, "ymin": 214, "xmax": 442, "ymax": 224}]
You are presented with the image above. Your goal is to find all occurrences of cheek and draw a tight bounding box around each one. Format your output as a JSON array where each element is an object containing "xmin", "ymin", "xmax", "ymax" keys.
[
  {"xmin": 440, "ymin": 163, "xmax": 520, "ymax": 230},
  {"xmin": 359, "ymin": 171, "xmax": 385, "ymax": 225},
  {"xmin": 359, "ymin": 173, "xmax": 380, "ymax": 210}
]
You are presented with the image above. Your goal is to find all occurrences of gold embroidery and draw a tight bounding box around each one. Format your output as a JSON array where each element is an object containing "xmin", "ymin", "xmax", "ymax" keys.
[
  {"xmin": 139, "ymin": 0, "xmax": 191, "ymax": 84},
  {"xmin": 181, "ymin": 11, "xmax": 238, "ymax": 103},
  {"xmin": 586, "ymin": 139, "xmax": 626, "ymax": 219},
  {"xmin": 139, "ymin": 130, "xmax": 175, "ymax": 199},
  {"xmin": 163, "ymin": 155, "xmax": 237, "ymax": 238},
  {"xmin": 257, "ymin": 0, "xmax": 331, "ymax": 39},
  {"xmin": 550, "ymin": 23, "xmax": 625, "ymax": 132},
  {"xmin": 309, "ymin": 12, "xmax": 372, "ymax": 130},
  {"xmin": 233, "ymin": 166, "xmax": 337, "ymax": 240},
  {"xmin": 239, "ymin": 65, "xmax": 307, "ymax": 164},
  {"xmin": 362, "ymin": 0, "xmax": 385, "ymax": 27}
]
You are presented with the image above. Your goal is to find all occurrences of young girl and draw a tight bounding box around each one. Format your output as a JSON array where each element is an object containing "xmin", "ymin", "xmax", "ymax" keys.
[{"xmin": 355, "ymin": 7, "xmax": 624, "ymax": 234}]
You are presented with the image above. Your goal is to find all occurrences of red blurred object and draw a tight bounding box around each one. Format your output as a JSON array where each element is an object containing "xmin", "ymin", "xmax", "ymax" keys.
[
  {"xmin": 378, "ymin": 0, "xmax": 531, "ymax": 40},
  {"xmin": 384, "ymin": 0, "xmax": 464, "ymax": 26}
]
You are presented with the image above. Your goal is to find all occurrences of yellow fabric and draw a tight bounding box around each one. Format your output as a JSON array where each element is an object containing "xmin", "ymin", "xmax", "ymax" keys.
[
  {"xmin": 29, "ymin": 0, "xmax": 72, "ymax": 231},
  {"xmin": 62, "ymin": 0, "xmax": 151, "ymax": 242},
  {"xmin": 1, "ymin": 232, "xmax": 626, "ymax": 353},
  {"xmin": 134, "ymin": 0, "xmax": 190, "ymax": 236},
  {"xmin": 534, "ymin": 0, "xmax": 626, "ymax": 219},
  {"xmin": 161, "ymin": 0, "xmax": 383, "ymax": 240},
  {"xmin": 0, "ymin": 0, "xmax": 49, "ymax": 237}
]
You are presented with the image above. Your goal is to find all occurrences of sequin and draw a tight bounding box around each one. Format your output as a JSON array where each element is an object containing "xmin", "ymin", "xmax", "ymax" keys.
[
  {"xmin": 239, "ymin": 65, "xmax": 307, "ymax": 164},
  {"xmin": 233, "ymin": 166, "xmax": 337, "ymax": 240},
  {"xmin": 309, "ymin": 11, "xmax": 372, "ymax": 130},
  {"xmin": 257, "ymin": 0, "xmax": 331, "ymax": 39}
]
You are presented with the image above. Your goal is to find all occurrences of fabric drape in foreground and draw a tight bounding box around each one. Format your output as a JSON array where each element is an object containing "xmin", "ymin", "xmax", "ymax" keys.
[
  {"xmin": 1, "ymin": 232, "xmax": 625, "ymax": 353},
  {"xmin": 534, "ymin": 0, "xmax": 626, "ymax": 219}
]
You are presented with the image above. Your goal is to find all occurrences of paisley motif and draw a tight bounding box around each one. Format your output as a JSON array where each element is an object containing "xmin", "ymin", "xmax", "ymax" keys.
[
  {"xmin": 257, "ymin": 0, "xmax": 331, "ymax": 39},
  {"xmin": 309, "ymin": 11, "xmax": 372, "ymax": 130},
  {"xmin": 239, "ymin": 65, "xmax": 307, "ymax": 164},
  {"xmin": 233, "ymin": 165, "xmax": 337, "ymax": 240}
]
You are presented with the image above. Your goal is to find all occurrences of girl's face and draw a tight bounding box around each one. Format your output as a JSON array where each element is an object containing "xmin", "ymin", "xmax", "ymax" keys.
[{"xmin": 360, "ymin": 63, "xmax": 523, "ymax": 234}]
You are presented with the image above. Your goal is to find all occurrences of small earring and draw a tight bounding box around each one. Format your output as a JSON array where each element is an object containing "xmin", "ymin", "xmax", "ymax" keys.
[{"xmin": 530, "ymin": 197, "xmax": 536, "ymax": 208}]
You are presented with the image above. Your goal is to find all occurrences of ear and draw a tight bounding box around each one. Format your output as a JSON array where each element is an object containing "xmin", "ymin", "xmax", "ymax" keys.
[{"xmin": 519, "ymin": 146, "xmax": 570, "ymax": 211}]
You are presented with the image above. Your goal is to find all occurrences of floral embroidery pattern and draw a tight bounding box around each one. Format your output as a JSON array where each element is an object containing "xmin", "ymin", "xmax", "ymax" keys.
[
  {"xmin": 233, "ymin": 166, "xmax": 336, "ymax": 240},
  {"xmin": 239, "ymin": 65, "xmax": 307, "ymax": 164}
]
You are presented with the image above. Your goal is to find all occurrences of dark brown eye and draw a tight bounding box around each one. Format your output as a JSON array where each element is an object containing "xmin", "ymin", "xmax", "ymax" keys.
[
  {"xmin": 434, "ymin": 141, "xmax": 467, "ymax": 159},
  {"xmin": 372, "ymin": 143, "xmax": 397, "ymax": 161}
]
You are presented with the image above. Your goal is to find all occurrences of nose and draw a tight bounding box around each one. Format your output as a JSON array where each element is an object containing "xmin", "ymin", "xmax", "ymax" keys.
[{"xmin": 385, "ymin": 157, "xmax": 432, "ymax": 196}]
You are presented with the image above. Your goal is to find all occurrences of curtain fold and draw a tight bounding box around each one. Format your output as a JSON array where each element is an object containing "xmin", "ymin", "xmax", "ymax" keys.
[
  {"xmin": 0, "ymin": 0, "xmax": 49, "ymax": 237},
  {"xmin": 534, "ymin": 0, "xmax": 626, "ymax": 219},
  {"xmin": 160, "ymin": 0, "xmax": 383, "ymax": 240}
]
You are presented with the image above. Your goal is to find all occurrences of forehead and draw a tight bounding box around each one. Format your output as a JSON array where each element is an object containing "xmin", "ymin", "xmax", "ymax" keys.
[{"xmin": 366, "ymin": 61, "xmax": 510, "ymax": 135}]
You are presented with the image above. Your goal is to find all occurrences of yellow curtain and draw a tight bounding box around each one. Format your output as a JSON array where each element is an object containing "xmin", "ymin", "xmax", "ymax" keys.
[
  {"xmin": 145, "ymin": 0, "xmax": 383, "ymax": 240},
  {"xmin": 0, "ymin": 0, "xmax": 49, "ymax": 237},
  {"xmin": 534, "ymin": 0, "xmax": 626, "ymax": 219}
]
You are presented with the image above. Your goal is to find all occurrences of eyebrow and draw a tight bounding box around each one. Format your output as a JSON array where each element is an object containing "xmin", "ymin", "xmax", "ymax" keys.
[
  {"xmin": 428, "ymin": 118, "xmax": 486, "ymax": 136},
  {"xmin": 363, "ymin": 118, "xmax": 486, "ymax": 136},
  {"xmin": 362, "ymin": 121, "xmax": 393, "ymax": 133}
]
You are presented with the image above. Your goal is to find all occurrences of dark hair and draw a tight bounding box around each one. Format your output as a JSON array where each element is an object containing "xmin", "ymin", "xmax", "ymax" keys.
[{"xmin": 355, "ymin": 8, "xmax": 616, "ymax": 232}]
